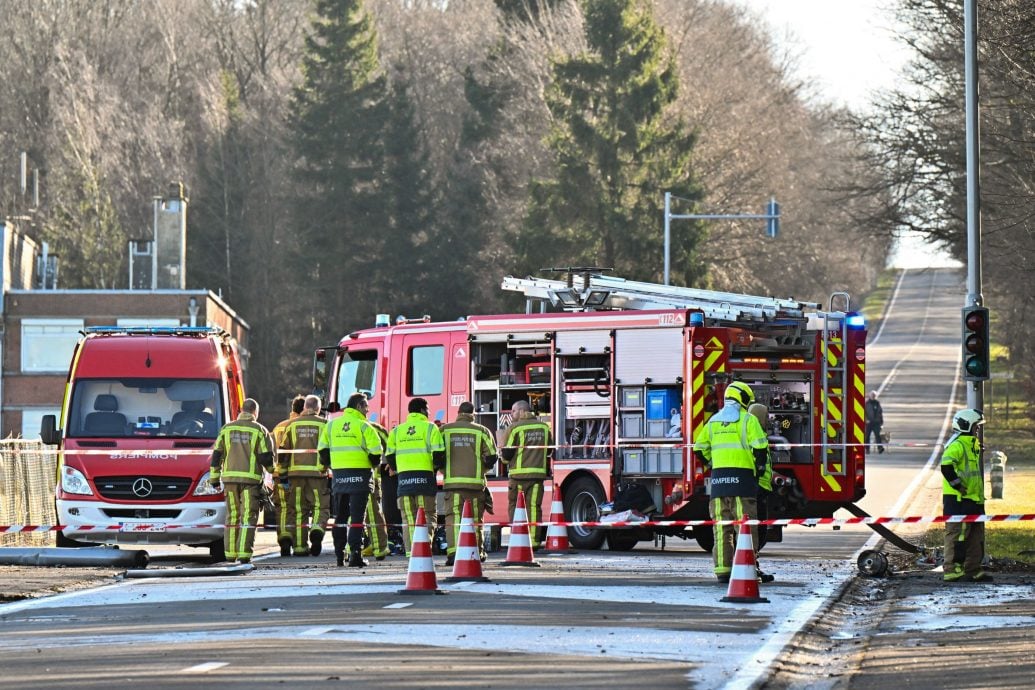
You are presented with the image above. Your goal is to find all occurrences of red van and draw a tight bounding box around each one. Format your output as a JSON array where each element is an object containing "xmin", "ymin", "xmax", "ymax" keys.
[{"xmin": 40, "ymin": 327, "xmax": 245, "ymax": 559}]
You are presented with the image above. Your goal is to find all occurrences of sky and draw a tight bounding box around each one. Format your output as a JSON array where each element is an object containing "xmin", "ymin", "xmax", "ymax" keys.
[{"xmin": 730, "ymin": 0, "xmax": 960, "ymax": 269}]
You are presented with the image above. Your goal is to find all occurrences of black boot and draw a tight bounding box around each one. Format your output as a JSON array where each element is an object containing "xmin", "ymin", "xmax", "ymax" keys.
[
  {"xmin": 335, "ymin": 551, "xmax": 345, "ymax": 567},
  {"xmin": 309, "ymin": 529, "xmax": 323, "ymax": 556},
  {"xmin": 348, "ymin": 551, "xmax": 368, "ymax": 568},
  {"xmin": 279, "ymin": 537, "xmax": 291, "ymax": 558}
]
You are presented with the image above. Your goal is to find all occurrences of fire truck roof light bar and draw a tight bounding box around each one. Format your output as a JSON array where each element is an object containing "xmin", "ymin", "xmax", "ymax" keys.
[{"xmin": 83, "ymin": 326, "xmax": 223, "ymax": 336}]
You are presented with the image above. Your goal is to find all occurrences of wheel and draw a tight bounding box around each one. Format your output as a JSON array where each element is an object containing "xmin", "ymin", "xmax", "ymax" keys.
[
  {"xmin": 208, "ymin": 538, "xmax": 225, "ymax": 563},
  {"xmin": 55, "ymin": 530, "xmax": 94, "ymax": 548},
  {"xmin": 563, "ymin": 476, "xmax": 606, "ymax": 550},
  {"xmin": 857, "ymin": 549, "xmax": 889, "ymax": 577},
  {"xmin": 693, "ymin": 525, "xmax": 714, "ymax": 552},
  {"xmin": 606, "ymin": 531, "xmax": 639, "ymax": 551}
]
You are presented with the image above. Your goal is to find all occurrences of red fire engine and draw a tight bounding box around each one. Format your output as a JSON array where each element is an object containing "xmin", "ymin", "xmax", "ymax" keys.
[{"xmin": 313, "ymin": 273, "xmax": 867, "ymax": 551}]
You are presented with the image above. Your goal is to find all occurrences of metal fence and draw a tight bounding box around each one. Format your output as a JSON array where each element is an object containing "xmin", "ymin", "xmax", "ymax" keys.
[{"xmin": 0, "ymin": 440, "xmax": 56, "ymax": 546}]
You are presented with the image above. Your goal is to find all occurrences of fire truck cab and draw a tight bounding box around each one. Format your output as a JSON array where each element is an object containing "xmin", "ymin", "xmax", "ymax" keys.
[
  {"xmin": 315, "ymin": 273, "xmax": 867, "ymax": 551},
  {"xmin": 40, "ymin": 327, "xmax": 246, "ymax": 559}
]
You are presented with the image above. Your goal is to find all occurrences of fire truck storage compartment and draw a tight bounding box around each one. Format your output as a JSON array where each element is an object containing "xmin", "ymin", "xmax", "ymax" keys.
[
  {"xmin": 743, "ymin": 378, "xmax": 813, "ymax": 464},
  {"xmin": 469, "ymin": 336, "xmax": 552, "ymax": 433},
  {"xmin": 645, "ymin": 447, "xmax": 681, "ymax": 474},
  {"xmin": 558, "ymin": 345, "xmax": 612, "ymax": 460},
  {"xmin": 620, "ymin": 413, "xmax": 644, "ymax": 439},
  {"xmin": 622, "ymin": 448, "xmax": 646, "ymax": 474},
  {"xmin": 620, "ymin": 386, "xmax": 644, "ymax": 407},
  {"xmin": 614, "ymin": 328, "xmax": 684, "ymax": 383}
]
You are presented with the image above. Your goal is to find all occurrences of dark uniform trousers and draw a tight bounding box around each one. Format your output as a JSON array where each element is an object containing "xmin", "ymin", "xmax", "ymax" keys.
[{"xmin": 333, "ymin": 488, "xmax": 371, "ymax": 558}]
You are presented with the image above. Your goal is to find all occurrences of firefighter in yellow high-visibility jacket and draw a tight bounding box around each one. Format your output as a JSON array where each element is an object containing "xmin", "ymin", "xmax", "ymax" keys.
[
  {"xmin": 941, "ymin": 408, "xmax": 993, "ymax": 583},
  {"xmin": 209, "ymin": 398, "xmax": 274, "ymax": 563},
  {"xmin": 278, "ymin": 395, "xmax": 328, "ymax": 557},
  {"xmin": 695, "ymin": 382, "xmax": 772, "ymax": 584},
  {"xmin": 385, "ymin": 398, "xmax": 445, "ymax": 557}
]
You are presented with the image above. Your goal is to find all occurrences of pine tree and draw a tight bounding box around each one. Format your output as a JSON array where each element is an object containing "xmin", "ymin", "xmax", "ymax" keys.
[
  {"xmin": 289, "ymin": 0, "xmax": 387, "ymax": 337},
  {"xmin": 520, "ymin": 0, "xmax": 704, "ymax": 286}
]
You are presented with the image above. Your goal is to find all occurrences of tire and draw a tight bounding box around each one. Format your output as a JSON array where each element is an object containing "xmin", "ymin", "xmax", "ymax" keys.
[
  {"xmin": 693, "ymin": 525, "xmax": 714, "ymax": 553},
  {"xmin": 208, "ymin": 538, "xmax": 225, "ymax": 563},
  {"xmin": 606, "ymin": 531, "xmax": 639, "ymax": 551},
  {"xmin": 55, "ymin": 530, "xmax": 94, "ymax": 548},
  {"xmin": 563, "ymin": 476, "xmax": 606, "ymax": 550}
]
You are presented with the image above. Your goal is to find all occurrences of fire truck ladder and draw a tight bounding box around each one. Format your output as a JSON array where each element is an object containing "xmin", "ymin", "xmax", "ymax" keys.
[
  {"xmin": 501, "ymin": 274, "xmax": 821, "ymax": 323},
  {"xmin": 819, "ymin": 294, "xmax": 850, "ymax": 487}
]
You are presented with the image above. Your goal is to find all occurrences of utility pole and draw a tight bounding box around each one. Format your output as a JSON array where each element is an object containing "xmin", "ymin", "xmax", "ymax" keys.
[
  {"xmin": 964, "ymin": 0, "xmax": 984, "ymax": 414},
  {"xmin": 663, "ymin": 192, "xmax": 779, "ymax": 285}
]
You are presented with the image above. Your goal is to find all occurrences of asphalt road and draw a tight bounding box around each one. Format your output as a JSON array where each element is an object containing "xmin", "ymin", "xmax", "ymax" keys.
[{"xmin": 5, "ymin": 267, "xmax": 1027, "ymax": 690}]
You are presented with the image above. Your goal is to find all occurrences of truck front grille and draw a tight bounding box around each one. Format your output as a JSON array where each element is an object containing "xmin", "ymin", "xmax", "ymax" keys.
[{"xmin": 94, "ymin": 476, "xmax": 192, "ymax": 501}]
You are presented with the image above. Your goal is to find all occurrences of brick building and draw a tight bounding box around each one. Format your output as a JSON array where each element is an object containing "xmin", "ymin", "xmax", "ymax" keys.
[{"xmin": 0, "ymin": 220, "xmax": 249, "ymax": 438}]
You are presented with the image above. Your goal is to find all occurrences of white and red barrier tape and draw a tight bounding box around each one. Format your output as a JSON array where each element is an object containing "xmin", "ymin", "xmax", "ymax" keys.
[{"xmin": 3, "ymin": 513, "xmax": 1033, "ymax": 533}]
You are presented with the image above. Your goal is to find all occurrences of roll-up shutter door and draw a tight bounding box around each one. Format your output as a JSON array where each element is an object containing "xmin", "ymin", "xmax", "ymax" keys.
[
  {"xmin": 555, "ymin": 329, "xmax": 611, "ymax": 355},
  {"xmin": 615, "ymin": 328, "xmax": 684, "ymax": 383}
]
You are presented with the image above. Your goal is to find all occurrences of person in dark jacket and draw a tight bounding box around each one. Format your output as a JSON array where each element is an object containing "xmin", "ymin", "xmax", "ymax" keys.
[{"xmin": 864, "ymin": 391, "xmax": 885, "ymax": 454}]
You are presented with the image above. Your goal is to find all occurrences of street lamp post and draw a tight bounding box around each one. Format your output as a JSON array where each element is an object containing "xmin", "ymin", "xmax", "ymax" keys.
[{"xmin": 663, "ymin": 192, "xmax": 780, "ymax": 285}]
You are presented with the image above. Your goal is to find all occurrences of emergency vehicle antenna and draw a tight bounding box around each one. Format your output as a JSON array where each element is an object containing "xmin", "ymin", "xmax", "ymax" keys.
[{"xmin": 502, "ymin": 273, "xmax": 823, "ymax": 323}]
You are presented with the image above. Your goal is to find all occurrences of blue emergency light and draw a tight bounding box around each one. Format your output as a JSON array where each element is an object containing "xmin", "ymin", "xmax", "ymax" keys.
[{"xmin": 846, "ymin": 313, "xmax": 866, "ymax": 329}]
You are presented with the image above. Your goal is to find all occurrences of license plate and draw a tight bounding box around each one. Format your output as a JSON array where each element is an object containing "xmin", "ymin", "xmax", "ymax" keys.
[{"xmin": 119, "ymin": 521, "xmax": 167, "ymax": 533}]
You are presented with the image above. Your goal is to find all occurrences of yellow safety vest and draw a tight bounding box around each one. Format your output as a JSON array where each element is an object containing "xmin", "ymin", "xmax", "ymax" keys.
[{"xmin": 318, "ymin": 407, "xmax": 383, "ymax": 469}]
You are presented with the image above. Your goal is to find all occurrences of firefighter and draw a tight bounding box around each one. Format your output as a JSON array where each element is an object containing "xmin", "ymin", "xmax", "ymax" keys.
[
  {"xmin": 208, "ymin": 398, "xmax": 274, "ymax": 564},
  {"xmin": 362, "ymin": 420, "xmax": 391, "ymax": 561},
  {"xmin": 500, "ymin": 399, "xmax": 552, "ymax": 549},
  {"xmin": 941, "ymin": 408, "xmax": 993, "ymax": 582},
  {"xmin": 278, "ymin": 395, "xmax": 328, "ymax": 557},
  {"xmin": 441, "ymin": 401, "xmax": 498, "ymax": 566},
  {"xmin": 318, "ymin": 393, "xmax": 383, "ymax": 567},
  {"xmin": 385, "ymin": 397, "xmax": 445, "ymax": 557},
  {"xmin": 695, "ymin": 382, "xmax": 771, "ymax": 584},
  {"xmin": 271, "ymin": 395, "xmax": 306, "ymax": 542}
]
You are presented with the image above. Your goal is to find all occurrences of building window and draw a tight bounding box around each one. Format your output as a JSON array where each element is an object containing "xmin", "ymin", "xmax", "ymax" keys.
[
  {"xmin": 408, "ymin": 345, "xmax": 444, "ymax": 396},
  {"xmin": 21, "ymin": 319, "xmax": 83, "ymax": 372},
  {"xmin": 21, "ymin": 408, "xmax": 61, "ymax": 439}
]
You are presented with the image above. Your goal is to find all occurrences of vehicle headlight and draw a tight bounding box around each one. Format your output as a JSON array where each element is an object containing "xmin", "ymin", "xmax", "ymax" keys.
[
  {"xmin": 193, "ymin": 471, "xmax": 222, "ymax": 496},
  {"xmin": 60, "ymin": 466, "xmax": 94, "ymax": 496}
]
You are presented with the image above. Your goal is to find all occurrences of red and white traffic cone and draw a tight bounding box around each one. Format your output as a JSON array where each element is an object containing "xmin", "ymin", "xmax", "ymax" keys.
[
  {"xmin": 398, "ymin": 507, "xmax": 446, "ymax": 595},
  {"xmin": 544, "ymin": 486, "xmax": 575, "ymax": 554},
  {"xmin": 444, "ymin": 499, "xmax": 490, "ymax": 583},
  {"xmin": 720, "ymin": 522, "xmax": 769, "ymax": 604},
  {"xmin": 501, "ymin": 490, "xmax": 540, "ymax": 567}
]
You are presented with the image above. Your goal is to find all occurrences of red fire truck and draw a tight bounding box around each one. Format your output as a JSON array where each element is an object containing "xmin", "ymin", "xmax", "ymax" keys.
[
  {"xmin": 40, "ymin": 327, "xmax": 246, "ymax": 559},
  {"xmin": 313, "ymin": 273, "xmax": 867, "ymax": 551}
]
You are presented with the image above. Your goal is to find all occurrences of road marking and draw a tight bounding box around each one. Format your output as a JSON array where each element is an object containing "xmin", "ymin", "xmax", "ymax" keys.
[
  {"xmin": 181, "ymin": 662, "xmax": 228, "ymax": 674},
  {"xmin": 383, "ymin": 602, "xmax": 412, "ymax": 609}
]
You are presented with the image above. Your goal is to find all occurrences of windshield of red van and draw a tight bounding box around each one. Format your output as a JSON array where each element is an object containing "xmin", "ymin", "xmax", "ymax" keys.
[{"xmin": 67, "ymin": 379, "xmax": 223, "ymax": 439}]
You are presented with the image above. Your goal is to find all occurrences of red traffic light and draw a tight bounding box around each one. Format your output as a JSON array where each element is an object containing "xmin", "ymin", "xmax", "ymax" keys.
[{"xmin": 965, "ymin": 311, "xmax": 986, "ymax": 332}]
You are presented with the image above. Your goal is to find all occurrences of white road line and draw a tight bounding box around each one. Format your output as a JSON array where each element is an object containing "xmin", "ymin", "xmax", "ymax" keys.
[
  {"xmin": 383, "ymin": 602, "xmax": 412, "ymax": 609},
  {"xmin": 869, "ymin": 268, "xmax": 908, "ymax": 347},
  {"xmin": 181, "ymin": 662, "xmax": 228, "ymax": 674}
]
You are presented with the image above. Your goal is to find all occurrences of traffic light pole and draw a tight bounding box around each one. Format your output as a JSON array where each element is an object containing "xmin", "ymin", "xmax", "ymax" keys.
[
  {"xmin": 663, "ymin": 192, "xmax": 779, "ymax": 286},
  {"xmin": 964, "ymin": 0, "xmax": 983, "ymax": 413}
]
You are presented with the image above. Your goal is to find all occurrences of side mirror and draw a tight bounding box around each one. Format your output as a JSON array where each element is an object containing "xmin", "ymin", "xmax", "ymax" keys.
[
  {"xmin": 312, "ymin": 346, "xmax": 336, "ymax": 403},
  {"xmin": 40, "ymin": 415, "xmax": 60, "ymax": 445}
]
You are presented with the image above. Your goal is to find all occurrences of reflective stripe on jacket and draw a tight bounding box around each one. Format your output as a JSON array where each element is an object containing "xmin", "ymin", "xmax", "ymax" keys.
[
  {"xmin": 318, "ymin": 407, "xmax": 383, "ymax": 470},
  {"xmin": 211, "ymin": 414, "xmax": 272, "ymax": 484},
  {"xmin": 442, "ymin": 414, "xmax": 497, "ymax": 490},
  {"xmin": 941, "ymin": 433, "xmax": 984, "ymax": 504},
  {"xmin": 696, "ymin": 405, "xmax": 767, "ymax": 498},
  {"xmin": 387, "ymin": 412, "xmax": 444, "ymax": 474},
  {"xmin": 279, "ymin": 414, "xmax": 326, "ymax": 477},
  {"xmin": 503, "ymin": 417, "xmax": 551, "ymax": 479}
]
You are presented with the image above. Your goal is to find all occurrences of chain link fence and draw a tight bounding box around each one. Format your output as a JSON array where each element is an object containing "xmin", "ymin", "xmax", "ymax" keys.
[{"xmin": 0, "ymin": 440, "xmax": 56, "ymax": 546}]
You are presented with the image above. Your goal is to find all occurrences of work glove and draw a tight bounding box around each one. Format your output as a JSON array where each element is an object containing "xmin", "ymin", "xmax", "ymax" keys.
[
  {"xmin": 949, "ymin": 478, "xmax": 963, "ymax": 491},
  {"xmin": 280, "ymin": 478, "xmax": 291, "ymax": 490},
  {"xmin": 210, "ymin": 479, "xmax": 222, "ymax": 491}
]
